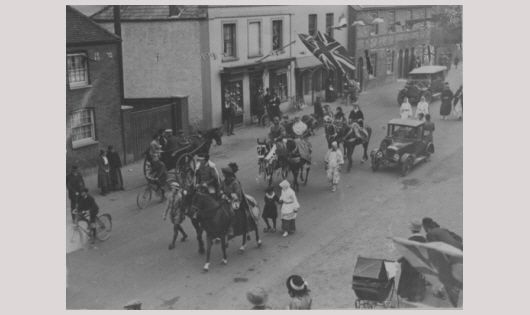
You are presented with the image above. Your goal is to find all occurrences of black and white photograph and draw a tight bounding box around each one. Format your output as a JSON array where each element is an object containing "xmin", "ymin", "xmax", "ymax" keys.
[{"xmin": 65, "ymin": 2, "xmax": 465, "ymax": 310}]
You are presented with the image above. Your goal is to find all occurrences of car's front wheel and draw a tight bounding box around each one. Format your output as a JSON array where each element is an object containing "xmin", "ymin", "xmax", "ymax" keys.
[{"xmin": 401, "ymin": 157, "xmax": 413, "ymax": 176}]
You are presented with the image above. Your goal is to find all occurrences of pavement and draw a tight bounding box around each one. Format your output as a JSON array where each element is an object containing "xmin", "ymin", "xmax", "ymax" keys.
[{"xmin": 66, "ymin": 65, "xmax": 463, "ymax": 309}]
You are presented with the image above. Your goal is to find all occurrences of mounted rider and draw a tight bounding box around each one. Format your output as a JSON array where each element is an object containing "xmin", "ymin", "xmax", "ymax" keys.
[
  {"xmin": 347, "ymin": 102, "xmax": 369, "ymax": 142},
  {"xmin": 195, "ymin": 154, "xmax": 220, "ymax": 197},
  {"xmin": 292, "ymin": 115, "xmax": 308, "ymax": 139},
  {"xmin": 267, "ymin": 116, "xmax": 288, "ymax": 167},
  {"xmin": 219, "ymin": 166, "xmax": 243, "ymax": 237}
]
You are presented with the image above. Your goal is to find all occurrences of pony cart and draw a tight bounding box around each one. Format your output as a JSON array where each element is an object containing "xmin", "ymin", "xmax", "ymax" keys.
[
  {"xmin": 352, "ymin": 256, "xmax": 400, "ymax": 309},
  {"xmin": 143, "ymin": 128, "xmax": 223, "ymax": 186}
]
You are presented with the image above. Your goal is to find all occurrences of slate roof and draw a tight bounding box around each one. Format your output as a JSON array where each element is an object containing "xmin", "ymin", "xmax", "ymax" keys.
[
  {"xmin": 91, "ymin": 5, "xmax": 208, "ymax": 21},
  {"xmin": 350, "ymin": 5, "xmax": 431, "ymax": 11},
  {"xmin": 66, "ymin": 5, "xmax": 120, "ymax": 45}
]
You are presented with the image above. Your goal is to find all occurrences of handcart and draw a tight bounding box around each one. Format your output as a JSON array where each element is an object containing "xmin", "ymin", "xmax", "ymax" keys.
[{"xmin": 352, "ymin": 256, "xmax": 400, "ymax": 309}]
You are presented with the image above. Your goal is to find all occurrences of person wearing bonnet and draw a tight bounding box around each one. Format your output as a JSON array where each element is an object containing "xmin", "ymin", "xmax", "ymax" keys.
[
  {"xmin": 286, "ymin": 275, "xmax": 312, "ymax": 310},
  {"xmin": 247, "ymin": 287, "xmax": 272, "ymax": 310}
]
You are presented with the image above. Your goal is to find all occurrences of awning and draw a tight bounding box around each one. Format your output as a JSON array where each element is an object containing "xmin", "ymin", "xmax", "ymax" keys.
[
  {"xmin": 221, "ymin": 57, "xmax": 295, "ymax": 75},
  {"xmin": 295, "ymin": 56, "xmax": 323, "ymax": 69}
]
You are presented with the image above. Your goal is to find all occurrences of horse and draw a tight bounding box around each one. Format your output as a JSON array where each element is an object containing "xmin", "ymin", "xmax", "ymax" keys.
[
  {"xmin": 189, "ymin": 127, "xmax": 223, "ymax": 157},
  {"xmin": 325, "ymin": 121, "xmax": 372, "ymax": 172},
  {"xmin": 257, "ymin": 139, "xmax": 288, "ymax": 187},
  {"xmin": 188, "ymin": 191, "xmax": 261, "ymax": 272},
  {"xmin": 171, "ymin": 184, "xmax": 205, "ymax": 254},
  {"xmin": 284, "ymin": 138, "xmax": 311, "ymax": 192}
]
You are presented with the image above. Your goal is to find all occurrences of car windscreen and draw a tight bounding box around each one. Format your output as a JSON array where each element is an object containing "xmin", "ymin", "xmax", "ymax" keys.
[
  {"xmin": 410, "ymin": 74, "xmax": 430, "ymax": 81},
  {"xmin": 391, "ymin": 125, "xmax": 416, "ymax": 140}
]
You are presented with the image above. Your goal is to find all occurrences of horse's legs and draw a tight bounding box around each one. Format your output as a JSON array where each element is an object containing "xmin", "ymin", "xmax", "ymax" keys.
[
  {"xmin": 362, "ymin": 142, "xmax": 369, "ymax": 161},
  {"xmin": 239, "ymin": 233, "xmax": 247, "ymax": 254},
  {"xmin": 192, "ymin": 220, "xmax": 205, "ymax": 254},
  {"xmin": 292, "ymin": 168, "xmax": 299, "ymax": 192},
  {"xmin": 203, "ymin": 235, "xmax": 213, "ymax": 272},
  {"xmin": 255, "ymin": 228, "xmax": 262, "ymax": 247},
  {"xmin": 220, "ymin": 235, "xmax": 228, "ymax": 265},
  {"xmin": 346, "ymin": 145, "xmax": 353, "ymax": 172},
  {"xmin": 304, "ymin": 163, "xmax": 310, "ymax": 185}
]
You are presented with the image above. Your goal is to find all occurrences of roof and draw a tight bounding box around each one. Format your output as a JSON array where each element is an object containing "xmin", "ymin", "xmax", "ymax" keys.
[
  {"xmin": 350, "ymin": 5, "xmax": 431, "ymax": 11},
  {"xmin": 295, "ymin": 56, "xmax": 323, "ymax": 69},
  {"xmin": 409, "ymin": 66, "xmax": 447, "ymax": 74},
  {"xmin": 91, "ymin": 5, "xmax": 207, "ymax": 21},
  {"xmin": 388, "ymin": 118, "xmax": 424, "ymax": 127},
  {"xmin": 66, "ymin": 6, "xmax": 120, "ymax": 45}
]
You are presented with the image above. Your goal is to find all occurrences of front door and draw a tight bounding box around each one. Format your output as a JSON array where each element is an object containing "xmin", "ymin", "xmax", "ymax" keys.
[
  {"xmin": 404, "ymin": 49, "xmax": 409, "ymax": 77},
  {"xmin": 398, "ymin": 49, "xmax": 404, "ymax": 79},
  {"xmin": 249, "ymin": 72, "xmax": 263, "ymax": 122}
]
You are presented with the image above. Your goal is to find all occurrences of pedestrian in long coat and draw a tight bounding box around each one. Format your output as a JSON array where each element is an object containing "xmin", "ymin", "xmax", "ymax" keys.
[
  {"xmin": 453, "ymin": 85, "xmax": 463, "ymax": 120},
  {"xmin": 325, "ymin": 141, "xmax": 344, "ymax": 192},
  {"xmin": 397, "ymin": 219, "xmax": 427, "ymax": 302},
  {"xmin": 97, "ymin": 149, "xmax": 110, "ymax": 196},
  {"xmin": 279, "ymin": 180, "xmax": 299, "ymax": 237},
  {"xmin": 440, "ymin": 83, "xmax": 454, "ymax": 120},
  {"xmin": 262, "ymin": 186, "xmax": 280, "ymax": 233},
  {"xmin": 107, "ymin": 145, "xmax": 124, "ymax": 191},
  {"xmin": 66, "ymin": 165, "xmax": 85, "ymax": 221}
]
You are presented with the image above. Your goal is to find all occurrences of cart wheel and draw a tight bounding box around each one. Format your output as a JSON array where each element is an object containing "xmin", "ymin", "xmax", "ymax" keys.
[
  {"xmin": 354, "ymin": 299, "xmax": 360, "ymax": 309},
  {"xmin": 143, "ymin": 158, "xmax": 152, "ymax": 179},
  {"xmin": 176, "ymin": 153, "xmax": 196, "ymax": 186},
  {"xmin": 401, "ymin": 156, "xmax": 413, "ymax": 176}
]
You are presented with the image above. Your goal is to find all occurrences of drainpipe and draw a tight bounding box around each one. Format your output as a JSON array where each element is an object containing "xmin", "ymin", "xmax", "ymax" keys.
[{"xmin": 114, "ymin": 5, "xmax": 127, "ymax": 165}]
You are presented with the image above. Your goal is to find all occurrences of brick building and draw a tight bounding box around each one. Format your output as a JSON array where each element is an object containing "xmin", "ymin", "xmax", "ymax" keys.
[
  {"xmin": 66, "ymin": 6, "xmax": 123, "ymax": 171},
  {"xmin": 348, "ymin": 5, "xmax": 432, "ymax": 91}
]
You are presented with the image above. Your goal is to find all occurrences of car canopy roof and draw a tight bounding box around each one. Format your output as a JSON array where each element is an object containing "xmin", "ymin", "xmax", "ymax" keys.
[
  {"xmin": 388, "ymin": 118, "xmax": 424, "ymax": 127},
  {"xmin": 409, "ymin": 66, "xmax": 447, "ymax": 74}
]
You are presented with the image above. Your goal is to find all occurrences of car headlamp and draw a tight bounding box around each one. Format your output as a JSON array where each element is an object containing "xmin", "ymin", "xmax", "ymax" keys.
[
  {"xmin": 394, "ymin": 154, "xmax": 399, "ymax": 161},
  {"xmin": 376, "ymin": 151, "xmax": 383, "ymax": 158}
]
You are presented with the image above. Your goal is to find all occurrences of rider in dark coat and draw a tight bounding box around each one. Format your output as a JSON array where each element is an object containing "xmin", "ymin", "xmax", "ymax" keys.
[{"xmin": 219, "ymin": 167, "xmax": 243, "ymax": 236}]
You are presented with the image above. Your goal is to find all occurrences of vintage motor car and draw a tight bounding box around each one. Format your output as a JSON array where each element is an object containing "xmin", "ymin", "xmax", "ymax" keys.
[
  {"xmin": 397, "ymin": 65, "xmax": 447, "ymax": 105},
  {"xmin": 370, "ymin": 119, "xmax": 435, "ymax": 176}
]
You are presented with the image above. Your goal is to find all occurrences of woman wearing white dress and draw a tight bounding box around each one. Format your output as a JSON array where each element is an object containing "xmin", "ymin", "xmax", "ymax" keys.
[
  {"xmin": 400, "ymin": 97, "xmax": 413, "ymax": 119},
  {"xmin": 279, "ymin": 180, "xmax": 300, "ymax": 237},
  {"xmin": 325, "ymin": 141, "xmax": 344, "ymax": 192},
  {"xmin": 415, "ymin": 96, "xmax": 429, "ymax": 119}
]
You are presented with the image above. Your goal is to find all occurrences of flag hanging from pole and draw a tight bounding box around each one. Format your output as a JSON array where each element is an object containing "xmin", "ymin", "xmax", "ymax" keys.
[{"xmin": 296, "ymin": 32, "xmax": 355, "ymax": 76}]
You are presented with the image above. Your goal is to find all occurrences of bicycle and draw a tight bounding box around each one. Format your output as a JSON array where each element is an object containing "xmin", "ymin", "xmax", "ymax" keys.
[
  {"xmin": 70, "ymin": 209, "xmax": 112, "ymax": 245},
  {"xmin": 289, "ymin": 95, "xmax": 305, "ymax": 113},
  {"xmin": 137, "ymin": 178, "xmax": 179, "ymax": 209}
]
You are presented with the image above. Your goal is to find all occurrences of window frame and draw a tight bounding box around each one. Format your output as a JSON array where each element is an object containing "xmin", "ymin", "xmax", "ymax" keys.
[
  {"xmin": 70, "ymin": 108, "xmax": 97, "ymax": 149},
  {"xmin": 407, "ymin": 10, "xmax": 413, "ymax": 31},
  {"xmin": 308, "ymin": 14, "xmax": 318, "ymax": 37},
  {"xmin": 271, "ymin": 19, "xmax": 284, "ymax": 51},
  {"xmin": 387, "ymin": 11, "xmax": 396, "ymax": 33},
  {"xmin": 67, "ymin": 51, "xmax": 91, "ymax": 89},
  {"xmin": 326, "ymin": 13, "xmax": 334, "ymax": 38},
  {"xmin": 247, "ymin": 19, "xmax": 263, "ymax": 59},
  {"xmin": 369, "ymin": 12, "xmax": 379, "ymax": 36},
  {"xmin": 386, "ymin": 50, "xmax": 395, "ymax": 74},
  {"xmin": 369, "ymin": 53, "xmax": 377, "ymax": 79},
  {"xmin": 222, "ymin": 21, "xmax": 238, "ymax": 61},
  {"xmin": 423, "ymin": 9, "xmax": 427, "ymax": 27}
]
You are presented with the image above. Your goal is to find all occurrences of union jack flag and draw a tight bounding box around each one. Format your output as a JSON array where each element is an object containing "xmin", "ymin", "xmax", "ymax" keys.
[
  {"xmin": 297, "ymin": 31, "xmax": 355, "ymax": 76},
  {"xmin": 424, "ymin": 45, "xmax": 435, "ymax": 65}
]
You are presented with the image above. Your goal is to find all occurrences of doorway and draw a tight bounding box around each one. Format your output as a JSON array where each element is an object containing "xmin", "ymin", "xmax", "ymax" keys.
[
  {"xmin": 357, "ymin": 57, "xmax": 364, "ymax": 91},
  {"xmin": 404, "ymin": 49, "xmax": 409, "ymax": 77},
  {"xmin": 249, "ymin": 72, "xmax": 263, "ymax": 123},
  {"xmin": 398, "ymin": 49, "xmax": 404, "ymax": 78}
]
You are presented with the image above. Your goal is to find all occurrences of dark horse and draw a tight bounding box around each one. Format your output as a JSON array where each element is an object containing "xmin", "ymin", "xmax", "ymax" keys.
[
  {"xmin": 284, "ymin": 139, "xmax": 311, "ymax": 192},
  {"xmin": 188, "ymin": 191, "xmax": 261, "ymax": 272},
  {"xmin": 325, "ymin": 122, "xmax": 372, "ymax": 172},
  {"xmin": 188, "ymin": 127, "xmax": 223, "ymax": 157}
]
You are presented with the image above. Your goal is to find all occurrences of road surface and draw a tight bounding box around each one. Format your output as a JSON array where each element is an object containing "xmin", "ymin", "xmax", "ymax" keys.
[{"xmin": 66, "ymin": 66, "xmax": 463, "ymax": 310}]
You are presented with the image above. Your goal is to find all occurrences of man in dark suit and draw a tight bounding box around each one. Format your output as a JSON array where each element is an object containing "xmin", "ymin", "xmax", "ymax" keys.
[
  {"xmin": 107, "ymin": 145, "xmax": 124, "ymax": 191},
  {"xmin": 77, "ymin": 188, "xmax": 99, "ymax": 244},
  {"xmin": 397, "ymin": 219, "xmax": 427, "ymax": 302},
  {"xmin": 66, "ymin": 165, "xmax": 85, "ymax": 222},
  {"xmin": 422, "ymin": 217, "xmax": 463, "ymax": 307}
]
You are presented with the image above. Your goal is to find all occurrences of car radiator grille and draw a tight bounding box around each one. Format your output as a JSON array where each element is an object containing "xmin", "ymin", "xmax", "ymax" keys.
[{"xmin": 385, "ymin": 149, "xmax": 397, "ymax": 159}]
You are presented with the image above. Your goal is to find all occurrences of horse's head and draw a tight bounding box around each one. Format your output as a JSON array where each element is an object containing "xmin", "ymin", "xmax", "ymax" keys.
[
  {"xmin": 257, "ymin": 139, "xmax": 269, "ymax": 159},
  {"xmin": 188, "ymin": 191, "xmax": 206, "ymax": 220},
  {"xmin": 285, "ymin": 139, "xmax": 298, "ymax": 156},
  {"xmin": 181, "ymin": 184, "xmax": 196, "ymax": 212},
  {"xmin": 205, "ymin": 127, "xmax": 223, "ymax": 146}
]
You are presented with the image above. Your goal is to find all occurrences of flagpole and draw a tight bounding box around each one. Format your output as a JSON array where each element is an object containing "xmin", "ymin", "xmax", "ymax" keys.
[{"xmin": 255, "ymin": 40, "xmax": 297, "ymax": 63}]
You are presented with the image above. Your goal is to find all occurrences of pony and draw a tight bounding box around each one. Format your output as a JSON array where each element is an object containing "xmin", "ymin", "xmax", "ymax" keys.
[
  {"xmin": 325, "ymin": 121, "xmax": 372, "ymax": 172},
  {"xmin": 257, "ymin": 139, "xmax": 287, "ymax": 187},
  {"xmin": 188, "ymin": 190, "xmax": 261, "ymax": 272},
  {"xmin": 284, "ymin": 139, "xmax": 311, "ymax": 192}
]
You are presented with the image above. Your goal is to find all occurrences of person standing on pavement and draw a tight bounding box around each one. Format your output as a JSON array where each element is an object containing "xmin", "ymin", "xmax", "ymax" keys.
[
  {"xmin": 313, "ymin": 96, "xmax": 324, "ymax": 121},
  {"xmin": 440, "ymin": 83, "xmax": 454, "ymax": 120},
  {"xmin": 224, "ymin": 97, "xmax": 236, "ymax": 136},
  {"xmin": 97, "ymin": 149, "xmax": 110, "ymax": 196},
  {"xmin": 264, "ymin": 88, "xmax": 272, "ymax": 117},
  {"xmin": 164, "ymin": 182, "xmax": 188, "ymax": 249},
  {"xmin": 76, "ymin": 187, "xmax": 99, "ymax": 244},
  {"xmin": 325, "ymin": 141, "xmax": 344, "ymax": 192},
  {"xmin": 256, "ymin": 89, "xmax": 266, "ymax": 127},
  {"xmin": 107, "ymin": 145, "xmax": 124, "ymax": 191},
  {"xmin": 279, "ymin": 180, "xmax": 299, "ymax": 237},
  {"xmin": 286, "ymin": 275, "xmax": 312, "ymax": 310},
  {"xmin": 262, "ymin": 187, "xmax": 280, "ymax": 233},
  {"xmin": 415, "ymin": 96, "xmax": 430, "ymax": 119},
  {"xmin": 269, "ymin": 92, "xmax": 282, "ymax": 121},
  {"xmin": 149, "ymin": 134, "xmax": 162, "ymax": 159},
  {"xmin": 66, "ymin": 165, "xmax": 85, "ymax": 221},
  {"xmin": 397, "ymin": 219, "xmax": 427, "ymax": 302},
  {"xmin": 247, "ymin": 287, "xmax": 272, "ymax": 310},
  {"xmin": 400, "ymin": 97, "xmax": 413, "ymax": 119},
  {"xmin": 453, "ymin": 85, "xmax": 463, "ymax": 120}
]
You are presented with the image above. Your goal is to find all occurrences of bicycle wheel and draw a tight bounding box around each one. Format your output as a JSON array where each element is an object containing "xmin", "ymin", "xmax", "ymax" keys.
[
  {"xmin": 70, "ymin": 217, "xmax": 89, "ymax": 244},
  {"xmin": 137, "ymin": 186, "xmax": 152, "ymax": 209},
  {"xmin": 95, "ymin": 214, "xmax": 112, "ymax": 241},
  {"xmin": 261, "ymin": 114, "xmax": 270, "ymax": 127}
]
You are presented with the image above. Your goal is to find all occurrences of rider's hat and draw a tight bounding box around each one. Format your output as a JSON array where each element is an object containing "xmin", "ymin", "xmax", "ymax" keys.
[
  {"xmin": 170, "ymin": 182, "xmax": 180, "ymax": 189},
  {"xmin": 221, "ymin": 167, "xmax": 234, "ymax": 175},
  {"xmin": 286, "ymin": 275, "xmax": 308, "ymax": 293},
  {"xmin": 165, "ymin": 129, "xmax": 173, "ymax": 133}
]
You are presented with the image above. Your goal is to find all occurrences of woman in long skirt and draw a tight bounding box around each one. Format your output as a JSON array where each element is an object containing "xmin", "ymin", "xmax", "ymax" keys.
[
  {"xmin": 279, "ymin": 180, "xmax": 300, "ymax": 237},
  {"xmin": 440, "ymin": 83, "xmax": 454, "ymax": 120},
  {"xmin": 325, "ymin": 141, "xmax": 344, "ymax": 192},
  {"xmin": 97, "ymin": 149, "xmax": 110, "ymax": 196},
  {"xmin": 453, "ymin": 85, "xmax": 463, "ymax": 120}
]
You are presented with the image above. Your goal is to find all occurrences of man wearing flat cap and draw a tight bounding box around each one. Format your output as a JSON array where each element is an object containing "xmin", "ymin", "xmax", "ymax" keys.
[
  {"xmin": 164, "ymin": 129, "xmax": 179, "ymax": 153},
  {"xmin": 76, "ymin": 187, "xmax": 99, "ymax": 244},
  {"xmin": 176, "ymin": 130, "xmax": 190, "ymax": 148},
  {"xmin": 66, "ymin": 165, "xmax": 85, "ymax": 222},
  {"xmin": 219, "ymin": 166, "xmax": 242, "ymax": 236},
  {"xmin": 397, "ymin": 219, "xmax": 427, "ymax": 302},
  {"xmin": 195, "ymin": 154, "xmax": 219, "ymax": 196}
]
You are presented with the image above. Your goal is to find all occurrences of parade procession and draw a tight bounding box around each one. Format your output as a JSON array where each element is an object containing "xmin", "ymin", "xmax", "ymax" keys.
[{"xmin": 66, "ymin": 4, "xmax": 463, "ymax": 310}]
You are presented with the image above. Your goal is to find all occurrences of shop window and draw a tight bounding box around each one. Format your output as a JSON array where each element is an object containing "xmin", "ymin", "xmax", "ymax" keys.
[
  {"xmin": 387, "ymin": 12, "xmax": 396, "ymax": 33},
  {"xmin": 369, "ymin": 53, "xmax": 377, "ymax": 79},
  {"xmin": 369, "ymin": 12, "xmax": 379, "ymax": 35},
  {"xmin": 270, "ymin": 72, "xmax": 288, "ymax": 101},
  {"xmin": 223, "ymin": 81, "xmax": 244, "ymax": 115},
  {"xmin": 272, "ymin": 20, "xmax": 283, "ymax": 51},
  {"xmin": 70, "ymin": 108, "xmax": 96, "ymax": 148},
  {"xmin": 387, "ymin": 50, "xmax": 395, "ymax": 74}
]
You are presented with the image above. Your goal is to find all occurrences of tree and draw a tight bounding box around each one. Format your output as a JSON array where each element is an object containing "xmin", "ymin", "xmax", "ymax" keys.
[{"xmin": 431, "ymin": 5, "xmax": 462, "ymax": 45}]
